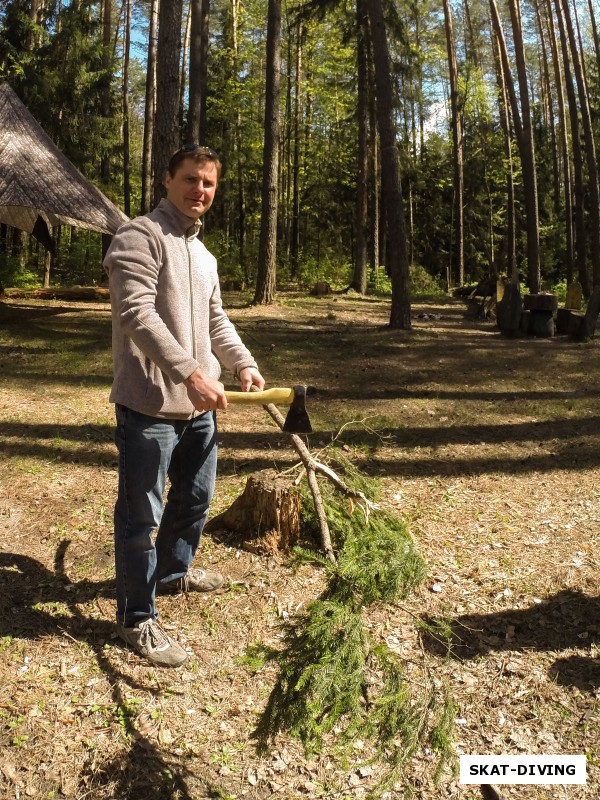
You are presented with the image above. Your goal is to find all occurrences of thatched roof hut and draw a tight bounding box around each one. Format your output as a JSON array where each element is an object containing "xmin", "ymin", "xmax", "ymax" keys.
[{"xmin": 0, "ymin": 82, "xmax": 128, "ymax": 248}]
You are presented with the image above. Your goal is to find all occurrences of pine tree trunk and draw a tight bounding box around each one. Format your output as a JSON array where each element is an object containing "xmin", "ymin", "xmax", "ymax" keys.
[
  {"xmin": 199, "ymin": 0, "xmax": 210, "ymax": 137},
  {"xmin": 367, "ymin": 34, "xmax": 380, "ymax": 285},
  {"xmin": 553, "ymin": 0, "xmax": 589, "ymax": 295},
  {"xmin": 352, "ymin": 0, "xmax": 368, "ymax": 295},
  {"xmin": 506, "ymin": 0, "xmax": 541, "ymax": 292},
  {"xmin": 141, "ymin": 0, "xmax": 158, "ymax": 214},
  {"xmin": 366, "ymin": 0, "xmax": 411, "ymax": 329},
  {"xmin": 186, "ymin": 0, "xmax": 210, "ymax": 142},
  {"xmin": 587, "ymin": 0, "xmax": 600, "ymax": 77},
  {"xmin": 26, "ymin": 0, "xmax": 42, "ymax": 50},
  {"xmin": 254, "ymin": 0, "xmax": 282, "ymax": 305},
  {"xmin": 492, "ymin": 34, "xmax": 517, "ymax": 282},
  {"xmin": 100, "ymin": 0, "xmax": 112, "ymax": 187},
  {"xmin": 558, "ymin": 0, "xmax": 600, "ymax": 288},
  {"xmin": 282, "ymin": 35, "xmax": 292, "ymax": 260},
  {"xmin": 231, "ymin": 0, "xmax": 246, "ymax": 276},
  {"xmin": 582, "ymin": 286, "xmax": 600, "ymax": 338},
  {"xmin": 443, "ymin": 0, "xmax": 464, "ymax": 288},
  {"xmin": 534, "ymin": 0, "xmax": 559, "ymax": 218},
  {"xmin": 542, "ymin": 0, "xmax": 573, "ymax": 283},
  {"xmin": 179, "ymin": 3, "xmax": 192, "ymax": 135},
  {"xmin": 12, "ymin": 228, "xmax": 27, "ymax": 269},
  {"xmin": 490, "ymin": 0, "xmax": 540, "ymax": 289},
  {"xmin": 0, "ymin": 224, "xmax": 7, "ymax": 262},
  {"xmin": 43, "ymin": 249, "xmax": 51, "ymax": 289},
  {"xmin": 153, "ymin": 0, "xmax": 183, "ymax": 207},
  {"xmin": 122, "ymin": 0, "xmax": 132, "ymax": 218},
  {"xmin": 290, "ymin": 22, "xmax": 304, "ymax": 281}
]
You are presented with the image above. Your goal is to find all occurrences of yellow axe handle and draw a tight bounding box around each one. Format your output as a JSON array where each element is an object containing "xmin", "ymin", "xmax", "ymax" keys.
[{"xmin": 224, "ymin": 387, "xmax": 295, "ymax": 406}]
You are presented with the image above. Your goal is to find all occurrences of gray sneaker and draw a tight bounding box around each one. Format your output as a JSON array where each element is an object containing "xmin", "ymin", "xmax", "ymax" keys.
[
  {"xmin": 117, "ymin": 618, "xmax": 189, "ymax": 667},
  {"xmin": 160, "ymin": 567, "xmax": 224, "ymax": 594}
]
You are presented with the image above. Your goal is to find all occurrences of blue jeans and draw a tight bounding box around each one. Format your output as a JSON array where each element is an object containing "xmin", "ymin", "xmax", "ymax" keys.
[{"xmin": 113, "ymin": 405, "xmax": 218, "ymax": 626}]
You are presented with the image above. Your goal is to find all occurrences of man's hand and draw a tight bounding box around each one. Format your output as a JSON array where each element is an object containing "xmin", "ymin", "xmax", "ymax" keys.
[
  {"xmin": 238, "ymin": 366, "xmax": 265, "ymax": 392},
  {"xmin": 184, "ymin": 370, "xmax": 227, "ymax": 412}
]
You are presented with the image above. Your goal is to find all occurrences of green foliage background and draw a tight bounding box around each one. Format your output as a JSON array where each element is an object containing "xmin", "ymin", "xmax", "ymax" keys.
[{"xmin": 1, "ymin": 0, "xmax": 599, "ymax": 294}]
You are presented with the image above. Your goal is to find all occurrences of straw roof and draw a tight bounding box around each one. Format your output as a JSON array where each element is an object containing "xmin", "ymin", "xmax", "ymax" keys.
[{"xmin": 0, "ymin": 82, "xmax": 128, "ymax": 243}]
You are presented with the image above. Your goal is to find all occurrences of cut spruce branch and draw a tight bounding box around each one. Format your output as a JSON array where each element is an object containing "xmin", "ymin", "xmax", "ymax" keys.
[
  {"xmin": 261, "ymin": 401, "xmax": 379, "ymax": 563},
  {"xmin": 243, "ymin": 460, "xmax": 452, "ymax": 795},
  {"xmin": 231, "ymin": 399, "xmax": 454, "ymax": 794},
  {"xmin": 262, "ymin": 400, "xmax": 335, "ymax": 562}
]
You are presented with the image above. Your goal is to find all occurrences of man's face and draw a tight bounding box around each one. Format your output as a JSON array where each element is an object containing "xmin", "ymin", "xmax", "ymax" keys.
[{"xmin": 165, "ymin": 158, "xmax": 218, "ymax": 220}]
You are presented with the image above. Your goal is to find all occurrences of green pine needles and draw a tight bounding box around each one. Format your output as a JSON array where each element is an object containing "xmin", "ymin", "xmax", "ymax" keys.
[
  {"xmin": 245, "ymin": 461, "xmax": 455, "ymax": 795},
  {"xmin": 252, "ymin": 599, "xmax": 369, "ymax": 751},
  {"xmin": 322, "ymin": 501, "xmax": 426, "ymax": 606}
]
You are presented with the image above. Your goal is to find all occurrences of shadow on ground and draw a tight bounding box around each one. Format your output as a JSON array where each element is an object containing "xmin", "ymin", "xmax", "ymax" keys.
[
  {"xmin": 2, "ymin": 416, "xmax": 600, "ymax": 476},
  {"xmin": 419, "ymin": 589, "xmax": 600, "ymax": 692},
  {"xmin": 0, "ymin": 543, "xmax": 234, "ymax": 799},
  {"xmin": 81, "ymin": 740, "xmax": 229, "ymax": 800}
]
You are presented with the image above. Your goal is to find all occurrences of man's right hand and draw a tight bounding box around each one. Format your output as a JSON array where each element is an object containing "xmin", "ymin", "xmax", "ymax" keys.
[{"xmin": 183, "ymin": 370, "xmax": 228, "ymax": 412}]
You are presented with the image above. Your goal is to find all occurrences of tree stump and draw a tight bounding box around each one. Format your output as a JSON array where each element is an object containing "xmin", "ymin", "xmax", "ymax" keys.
[
  {"xmin": 205, "ymin": 470, "xmax": 301, "ymax": 556},
  {"xmin": 556, "ymin": 308, "xmax": 584, "ymax": 335},
  {"xmin": 309, "ymin": 281, "xmax": 332, "ymax": 296},
  {"xmin": 496, "ymin": 282, "xmax": 522, "ymax": 335},
  {"xmin": 581, "ymin": 285, "xmax": 600, "ymax": 339},
  {"xmin": 523, "ymin": 292, "xmax": 558, "ymax": 312}
]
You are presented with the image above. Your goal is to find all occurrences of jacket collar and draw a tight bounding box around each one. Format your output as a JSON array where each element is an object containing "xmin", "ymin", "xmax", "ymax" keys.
[{"xmin": 156, "ymin": 198, "xmax": 203, "ymax": 240}]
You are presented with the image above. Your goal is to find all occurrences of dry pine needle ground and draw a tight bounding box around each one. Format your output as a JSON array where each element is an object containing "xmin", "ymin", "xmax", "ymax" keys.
[{"xmin": 0, "ymin": 292, "xmax": 598, "ymax": 799}]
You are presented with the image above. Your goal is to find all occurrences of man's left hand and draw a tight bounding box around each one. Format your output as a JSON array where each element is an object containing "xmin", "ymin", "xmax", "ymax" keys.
[{"xmin": 238, "ymin": 367, "xmax": 265, "ymax": 392}]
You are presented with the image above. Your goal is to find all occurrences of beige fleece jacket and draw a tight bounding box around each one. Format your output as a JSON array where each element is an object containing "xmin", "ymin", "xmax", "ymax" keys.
[{"xmin": 104, "ymin": 198, "xmax": 257, "ymax": 419}]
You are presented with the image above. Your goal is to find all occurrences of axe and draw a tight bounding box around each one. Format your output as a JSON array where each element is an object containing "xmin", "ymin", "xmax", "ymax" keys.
[{"xmin": 224, "ymin": 385, "xmax": 312, "ymax": 434}]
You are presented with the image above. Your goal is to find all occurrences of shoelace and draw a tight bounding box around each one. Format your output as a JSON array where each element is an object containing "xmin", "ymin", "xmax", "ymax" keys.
[{"xmin": 138, "ymin": 619, "xmax": 170, "ymax": 650}]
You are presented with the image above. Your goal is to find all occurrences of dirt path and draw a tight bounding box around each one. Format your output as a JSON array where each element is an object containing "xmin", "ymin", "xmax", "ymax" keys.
[{"xmin": 0, "ymin": 293, "xmax": 598, "ymax": 799}]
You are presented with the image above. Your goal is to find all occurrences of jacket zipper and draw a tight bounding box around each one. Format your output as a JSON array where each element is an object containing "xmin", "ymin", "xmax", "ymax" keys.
[
  {"xmin": 185, "ymin": 229, "xmax": 197, "ymax": 360},
  {"xmin": 185, "ymin": 230, "xmax": 199, "ymax": 418}
]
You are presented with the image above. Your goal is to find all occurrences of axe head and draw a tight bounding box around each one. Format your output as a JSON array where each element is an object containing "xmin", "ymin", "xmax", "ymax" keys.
[{"xmin": 283, "ymin": 384, "xmax": 312, "ymax": 434}]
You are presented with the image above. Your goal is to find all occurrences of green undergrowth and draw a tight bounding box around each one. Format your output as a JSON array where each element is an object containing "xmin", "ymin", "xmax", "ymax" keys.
[{"xmin": 243, "ymin": 457, "xmax": 456, "ymax": 796}]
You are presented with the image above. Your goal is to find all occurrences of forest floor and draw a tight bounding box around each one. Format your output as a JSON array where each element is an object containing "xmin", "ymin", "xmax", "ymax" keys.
[{"xmin": 0, "ymin": 290, "xmax": 598, "ymax": 800}]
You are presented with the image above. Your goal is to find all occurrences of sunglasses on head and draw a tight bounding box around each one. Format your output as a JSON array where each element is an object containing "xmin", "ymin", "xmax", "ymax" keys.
[{"xmin": 180, "ymin": 144, "xmax": 219, "ymax": 159}]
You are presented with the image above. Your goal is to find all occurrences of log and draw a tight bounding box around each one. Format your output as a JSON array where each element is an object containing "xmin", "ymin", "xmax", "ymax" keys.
[
  {"xmin": 4, "ymin": 286, "xmax": 110, "ymax": 301},
  {"xmin": 568, "ymin": 310, "xmax": 586, "ymax": 338},
  {"xmin": 205, "ymin": 469, "xmax": 301, "ymax": 556},
  {"xmin": 496, "ymin": 282, "xmax": 522, "ymax": 335},
  {"xmin": 529, "ymin": 309, "xmax": 555, "ymax": 337},
  {"xmin": 555, "ymin": 308, "xmax": 570, "ymax": 334},
  {"xmin": 556, "ymin": 308, "xmax": 583, "ymax": 335},
  {"xmin": 523, "ymin": 292, "xmax": 558, "ymax": 311},
  {"xmin": 581, "ymin": 285, "xmax": 600, "ymax": 339},
  {"xmin": 309, "ymin": 281, "xmax": 332, "ymax": 296}
]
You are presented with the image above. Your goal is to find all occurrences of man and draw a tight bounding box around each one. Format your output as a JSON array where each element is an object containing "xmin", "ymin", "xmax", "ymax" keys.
[{"xmin": 104, "ymin": 145, "xmax": 264, "ymax": 668}]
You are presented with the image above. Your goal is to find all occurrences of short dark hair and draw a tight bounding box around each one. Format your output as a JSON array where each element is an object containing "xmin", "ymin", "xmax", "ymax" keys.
[{"xmin": 167, "ymin": 145, "xmax": 222, "ymax": 179}]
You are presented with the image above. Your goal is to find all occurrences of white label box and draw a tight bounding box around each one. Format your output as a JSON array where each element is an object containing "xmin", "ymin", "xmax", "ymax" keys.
[{"xmin": 459, "ymin": 755, "xmax": 587, "ymax": 785}]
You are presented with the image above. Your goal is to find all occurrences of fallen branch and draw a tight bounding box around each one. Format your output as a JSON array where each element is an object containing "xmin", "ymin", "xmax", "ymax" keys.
[
  {"xmin": 255, "ymin": 402, "xmax": 381, "ymax": 563},
  {"xmin": 260, "ymin": 401, "xmax": 337, "ymax": 564},
  {"xmin": 264, "ymin": 406, "xmax": 378, "ymax": 515},
  {"xmin": 309, "ymin": 460, "xmax": 379, "ymax": 523}
]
